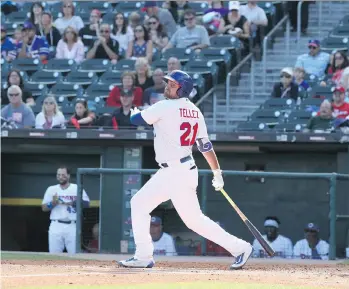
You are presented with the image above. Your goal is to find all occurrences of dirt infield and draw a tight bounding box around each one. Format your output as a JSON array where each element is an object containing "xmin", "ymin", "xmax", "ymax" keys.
[{"xmin": 1, "ymin": 254, "xmax": 348, "ymax": 289}]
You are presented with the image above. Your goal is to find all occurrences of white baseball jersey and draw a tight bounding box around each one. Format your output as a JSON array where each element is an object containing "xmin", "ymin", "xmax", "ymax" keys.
[
  {"xmin": 153, "ymin": 232, "xmax": 177, "ymax": 256},
  {"xmin": 252, "ymin": 234, "xmax": 293, "ymax": 258},
  {"xmin": 293, "ymin": 239, "xmax": 329, "ymax": 260},
  {"xmin": 42, "ymin": 183, "xmax": 90, "ymax": 221},
  {"xmin": 141, "ymin": 98, "xmax": 208, "ymax": 163}
]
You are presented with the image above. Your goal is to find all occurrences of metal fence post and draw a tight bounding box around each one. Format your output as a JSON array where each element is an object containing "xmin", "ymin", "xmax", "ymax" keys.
[
  {"xmin": 318, "ymin": 1, "xmax": 322, "ymax": 37},
  {"xmin": 286, "ymin": 19, "xmax": 290, "ymax": 63},
  {"xmin": 296, "ymin": 1, "xmax": 303, "ymax": 53},
  {"xmin": 76, "ymin": 170, "xmax": 83, "ymax": 253},
  {"xmin": 262, "ymin": 36, "xmax": 268, "ymax": 90},
  {"xmin": 200, "ymin": 174, "xmax": 208, "ymax": 255},
  {"xmin": 329, "ymin": 173, "xmax": 337, "ymax": 260}
]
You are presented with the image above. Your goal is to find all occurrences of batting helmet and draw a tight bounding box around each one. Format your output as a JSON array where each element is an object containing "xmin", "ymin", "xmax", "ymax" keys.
[{"xmin": 163, "ymin": 70, "xmax": 194, "ymax": 98}]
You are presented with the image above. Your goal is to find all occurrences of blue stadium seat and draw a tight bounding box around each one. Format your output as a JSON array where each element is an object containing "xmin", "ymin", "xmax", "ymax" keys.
[
  {"xmin": 237, "ymin": 121, "xmax": 270, "ymax": 131},
  {"xmin": 3, "ymin": 11, "xmax": 29, "ymax": 25},
  {"xmin": 115, "ymin": 2, "xmax": 144, "ymax": 14},
  {"xmin": 187, "ymin": 2, "xmax": 209, "ymax": 15},
  {"xmin": 28, "ymin": 71, "xmax": 62, "ymax": 86},
  {"xmin": 151, "ymin": 59, "xmax": 168, "ymax": 72},
  {"xmin": 50, "ymin": 83, "xmax": 83, "ymax": 98},
  {"xmin": 301, "ymin": 98, "xmax": 323, "ymax": 110},
  {"xmin": 262, "ymin": 98, "xmax": 295, "ymax": 110},
  {"xmin": 188, "ymin": 73, "xmax": 206, "ymax": 96},
  {"xmin": 84, "ymin": 83, "xmax": 114, "ymax": 98},
  {"xmin": 43, "ymin": 59, "xmax": 77, "ymax": 74},
  {"xmin": 309, "ymin": 85, "xmax": 334, "ymax": 99},
  {"xmin": 99, "ymin": 71, "xmax": 122, "ymax": 86},
  {"xmin": 162, "ymin": 48, "xmax": 191, "ymax": 62},
  {"xmin": 112, "ymin": 59, "xmax": 136, "ymax": 72},
  {"xmin": 210, "ymin": 35, "xmax": 242, "ymax": 51},
  {"xmin": 320, "ymin": 36, "xmax": 349, "ymax": 53},
  {"xmin": 274, "ymin": 123, "xmax": 303, "ymax": 132},
  {"xmin": 11, "ymin": 58, "xmax": 43, "ymax": 75},
  {"xmin": 329, "ymin": 25, "xmax": 349, "ymax": 38},
  {"xmin": 184, "ymin": 58, "xmax": 219, "ymax": 87},
  {"xmin": 287, "ymin": 111, "xmax": 316, "ymax": 123},
  {"xmin": 78, "ymin": 59, "xmax": 112, "ymax": 73},
  {"xmin": 63, "ymin": 71, "xmax": 98, "ymax": 88},
  {"xmin": 250, "ymin": 109, "xmax": 282, "ymax": 123},
  {"xmin": 23, "ymin": 83, "xmax": 48, "ymax": 97}
]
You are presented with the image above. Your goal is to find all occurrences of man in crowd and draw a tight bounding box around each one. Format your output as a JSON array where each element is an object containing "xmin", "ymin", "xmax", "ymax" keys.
[
  {"xmin": 293, "ymin": 223, "xmax": 329, "ymax": 260},
  {"xmin": 1, "ymin": 25, "xmax": 16, "ymax": 61},
  {"xmin": 150, "ymin": 216, "xmax": 177, "ymax": 256},
  {"xmin": 16, "ymin": 21, "xmax": 49, "ymax": 61},
  {"xmin": 79, "ymin": 9, "xmax": 101, "ymax": 47},
  {"xmin": 252, "ymin": 216, "xmax": 293, "ymax": 258},
  {"xmin": 163, "ymin": 9, "xmax": 210, "ymax": 53},
  {"xmin": 111, "ymin": 89, "xmax": 138, "ymax": 130},
  {"xmin": 167, "ymin": 57, "xmax": 181, "ymax": 73},
  {"xmin": 332, "ymin": 86, "xmax": 349, "ymax": 119},
  {"xmin": 143, "ymin": 69, "xmax": 165, "ymax": 106},
  {"xmin": 294, "ymin": 40, "xmax": 330, "ymax": 78},
  {"xmin": 1, "ymin": 85, "xmax": 35, "ymax": 128},
  {"xmin": 304, "ymin": 100, "xmax": 334, "ymax": 132},
  {"xmin": 142, "ymin": 1, "xmax": 177, "ymax": 38},
  {"xmin": 86, "ymin": 23, "xmax": 119, "ymax": 63},
  {"xmin": 42, "ymin": 166, "xmax": 90, "ymax": 254}
]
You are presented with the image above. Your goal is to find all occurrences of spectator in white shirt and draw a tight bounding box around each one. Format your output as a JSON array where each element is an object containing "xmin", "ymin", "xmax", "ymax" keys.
[
  {"xmin": 54, "ymin": 1, "xmax": 84, "ymax": 35},
  {"xmin": 150, "ymin": 216, "xmax": 177, "ymax": 256},
  {"xmin": 111, "ymin": 12, "xmax": 134, "ymax": 52},
  {"xmin": 252, "ymin": 216, "xmax": 293, "ymax": 258},
  {"xmin": 35, "ymin": 95, "xmax": 66, "ymax": 129},
  {"xmin": 56, "ymin": 26, "xmax": 85, "ymax": 63},
  {"xmin": 293, "ymin": 223, "xmax": 329, "ymax": 260}
]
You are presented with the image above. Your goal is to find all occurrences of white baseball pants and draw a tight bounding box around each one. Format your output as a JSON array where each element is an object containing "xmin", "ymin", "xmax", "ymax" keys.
[
  {"xmin": 131, "ymin": 160, "xmax": 250, "ymax": 260},
  {"xmin": 48, "ymin": 221, "xmax": 76, "ymax": 254}
]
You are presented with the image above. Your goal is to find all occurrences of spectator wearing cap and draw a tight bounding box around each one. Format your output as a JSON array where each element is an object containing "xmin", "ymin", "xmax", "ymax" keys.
[
  {"xmin": 321, "ymin": 51, "xmax": 349, "ymax": 87},
  {"xmin": 111, "ymin": 13, "xmax": 134, "ymax": 52},
  {"xmin": 54, "ymin": 0, "xmax": 84, "ymax": 35},
  {"xmin": 150, "ymin": 216, "xmax": 177, "ymax": 256},
  {"xmin": 16, "ymin": 21, "xmax": 49, "ymax": 61},
  {"xmin": 1, "ymin": 69, "xmax": 34, "ymax": 106},
  {"xmin": 293, "ymin": 223, "xmax": 329, "ymax": 260},
  {"xmin": 86, "ymin": 23, "xmax": 119, "ymax": 63},
  {"xmin": 219, "ymin": 1, "xmax": 250, "ymax": 51},
  {"xmin": 252, "ymin": 216, "xmax": 293, "ymax": 259},
  {"xmin": 294, "ymin": 40, "xmax": 330, "ymax": 78},
  {"xmin": 127, "ymin": 25, "xmax": 153, "ymax": 64},
  {"xmin": 167, "ymin": 57, "xmax": 181, "ymax": 72},
  {"xmin": 1, "ymin": 85, "xmax": 35, "ymax": 129},
  {"xmin": 37, "ymin": 12, "xmax": 61, "ymax": 47},
  {"xmin": 332, "ymin": 86, "xmax": 349, "ymax": 119},
  {"xmin": 239, "ymin": 1, "xmax": 268, "ymax": 46},
  {"xmin": 305, "ymin": 100, "xmax": 334, "ymax": 132},
  {"xmin": 142, "ymin": 2, "xmax": 177, "ymax": 38},
  {"xmin": 56, "ymin": 26, "xmax": 85, "ymax": 63},
  {"xmin": 143, "ymin": 68, "xmax": 166, "ymax": 106},
  {"xmin": 1, "ymin": 25, "xmax": 16, "ymax": 62},
  {"xmin": 162, "ymin": 10, "xmax": 210, "ymax": 53},
  {"xmin": 35, "ymin": 95, "xmax": 66, "ymax": 129},
  {"xmin": 106, "ymin": 71, "xmax": 143, "ymax": 108},
  {"xmin": 271, "ymin": 67, "xmax": 299, "ymax": 101},
  {"xmin": 79, "ymin": 9, "xmax": 102, "ymax": 48},
  {"xmin": 294, "ymin": 67, "xmax": 310, "ymax": 91}
]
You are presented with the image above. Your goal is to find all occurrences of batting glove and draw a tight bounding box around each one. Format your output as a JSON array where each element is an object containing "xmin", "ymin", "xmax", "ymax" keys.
[
  {"xmin": 130, "ymin": 107, "xmax": 141, "ymax": 117},
  {"xmin": 212, "ymin": 169, "xmax": 224, "ymax": 191}
]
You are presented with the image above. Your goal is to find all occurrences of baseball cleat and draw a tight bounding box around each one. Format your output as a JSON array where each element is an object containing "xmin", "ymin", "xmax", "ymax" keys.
[
  {"xmin": 230, "ymin": 245, "xmax": 253, "ymax": 270},
  {"xmin": 117, "ymin": 257, "xmax": 155, "ymax": 268}
]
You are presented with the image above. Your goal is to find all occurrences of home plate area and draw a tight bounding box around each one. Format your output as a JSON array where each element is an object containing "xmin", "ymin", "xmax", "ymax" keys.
[{"xmin": 1, "ymin": 254, "xmax": 348, "ymax": 289}]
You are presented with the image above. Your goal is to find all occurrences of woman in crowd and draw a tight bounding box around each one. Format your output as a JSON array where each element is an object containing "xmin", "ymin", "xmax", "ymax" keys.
[
  {"xmin": 29, "ymin": 2, "xmax": 44, "ymax": 28},
  {"xmin": 69, "ymin": 99, "xmax": 96, "ymax": 129},
  {"xmin": 106, "ymin": 71, "xmax": 143, "ymax": 107},
  {"xmin": 111, "ymin": 12, "xmax": 134, "ymax": 52},
  {"xmin": 126, "ymin": 25, "xmax": 153, "ymax": 64},
  {"xmin": 54, "ymin": 0, "xmax": 84, "ymax": 35},
  {"xmin": 35, "ymin": 95, "xmax": 66, "ymax": 129},
  {"xmin": 12, "ymin": 25, "xmax": 23, "ymax": 45},
  {"xmin": 55, "ymin": 26, "xmax": 85, "ymax": 63},
  {"xmin": 271, "ymin": 67, "xmax": 299, "ymax": 100},
  {"xmin": 147, "ymin": 15, "xmax": 168, "ymax": 50},
  {"xmin": 37, "ymin": 12, "xmax": 61, "ymax": 47},
  {"xmin": 321, "ymin": 51, "xmax": 349, "ymax": 87},
  {"xmin": 1, "ymin": 70, "xmax": 34, "ymax": 106},
  {"xmin": 134, "ymin": 57, "xmax": 154, "ymax": 92}
]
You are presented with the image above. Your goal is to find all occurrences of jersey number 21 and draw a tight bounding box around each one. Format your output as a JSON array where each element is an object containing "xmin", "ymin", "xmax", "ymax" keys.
[{"xmin": 180, "ymin": 122, "xmax": 198, "ymax": 146}]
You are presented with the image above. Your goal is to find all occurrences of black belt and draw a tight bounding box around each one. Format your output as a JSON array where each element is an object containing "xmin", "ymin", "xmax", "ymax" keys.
[
  {"xmin": 52, "ymin": 220, "xmax": 76, "ymax": 224},
  {"xmin": 160, "ymin": 155, "xmax": 195, "ymax": 168}
]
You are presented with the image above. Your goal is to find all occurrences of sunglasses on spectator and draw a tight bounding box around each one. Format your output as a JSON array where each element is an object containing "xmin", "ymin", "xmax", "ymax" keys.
[
  {"xmin": 9, "ymin": 93, "xmax": 20, "ymax": 97},
  {"xmin": 135, "ymin": 29, "xmax": 143, "ymax": 32},
  {"xmin": 100, "ymin": 30, "xmax": 110, "ymax": 33},
  {"xmin": 308, "ymin": 46, "xmax": 317, "ymax": 50},
  {"xmin": 149, "ymin": 21, "xmax": 157, "ymax": 25},
  {"xmin": 184, "ymin": 17, "xmax": 195, "ymax": 21},
  {"xmin": 280, "ymin": 74, "xmax": 291, "ymax": 78},
  {"xmin": 63, "ymin": 5, "xmax": 72, "ymax": 8},
  {"xmin": 44, "ymin": 101, "xmax": 54, "ymax": 105}
]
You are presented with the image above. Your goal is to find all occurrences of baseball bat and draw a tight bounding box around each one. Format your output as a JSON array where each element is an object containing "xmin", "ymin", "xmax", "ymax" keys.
[{"xmin": 220, "ymin": 189, "xmax": 275, "ymax": 257}]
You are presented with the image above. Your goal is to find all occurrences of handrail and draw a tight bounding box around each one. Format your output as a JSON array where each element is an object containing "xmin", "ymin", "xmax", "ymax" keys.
[
  {"xmin": 296, "ymin": 1, "xmax": 303, "ymax": 53},
  {"xmin": 194, "ymin": 87, "xmax": 215, "ymax": 107},
  {"xmin": 225, "ymin": 53, "xmax": 253, "ymax": 130},
  {"xmin": 262, "ymin": 15, "xmax": 289, "ymax": 89}
]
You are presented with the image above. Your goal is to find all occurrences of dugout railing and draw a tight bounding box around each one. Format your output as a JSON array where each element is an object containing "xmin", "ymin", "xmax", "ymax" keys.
[{"xmin": 76, "ymin": 169, "xmax": 349, "ymax": 260}]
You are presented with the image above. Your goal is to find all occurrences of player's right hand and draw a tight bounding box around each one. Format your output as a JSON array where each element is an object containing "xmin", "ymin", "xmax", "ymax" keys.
[
  {"xmin": 212, "ymin": 169, "xmax": 224, "ymax": 191},
  {"xmin": 130, "ymin": 107, "xmax": 140, "ymax": 117}
]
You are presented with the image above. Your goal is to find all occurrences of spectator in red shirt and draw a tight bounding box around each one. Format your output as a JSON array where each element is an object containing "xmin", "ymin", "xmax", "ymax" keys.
[
  {"xmin": 106, "ymin": 71, "xmax": 143, "ymax": 107},
  {"xmin": 332, "ymin": 86, "xmax": 349, "ymax": 119},
  {"xmin": 69, "ymin": 99, "xmax": 96, "ymax": 129}
]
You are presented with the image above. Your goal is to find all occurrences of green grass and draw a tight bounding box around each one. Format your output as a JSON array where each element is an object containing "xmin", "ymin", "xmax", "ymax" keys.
[{"xmin": 18, "ymin": 284, "xmax": 320, "ymax": 289}]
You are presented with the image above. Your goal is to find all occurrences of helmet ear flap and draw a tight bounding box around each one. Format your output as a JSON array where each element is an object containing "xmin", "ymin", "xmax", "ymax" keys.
[{"xmin": 176, "ymin": 86, "xmax": 183, "ymax": 98}]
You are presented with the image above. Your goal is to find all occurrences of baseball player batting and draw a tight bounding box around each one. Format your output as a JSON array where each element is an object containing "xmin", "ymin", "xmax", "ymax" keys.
[{"xmin": 118, "ymin": 70, "xmax": 252, "ymax": 269}]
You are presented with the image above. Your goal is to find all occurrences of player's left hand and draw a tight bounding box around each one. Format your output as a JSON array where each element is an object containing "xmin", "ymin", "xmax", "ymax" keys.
[
  {"xmin": 212, "ymin": 169, "xmax": 224, "ymax": 191},
  {"xmin": 130, "ymin": 107, "xmax": 140, "ymax": 117}
]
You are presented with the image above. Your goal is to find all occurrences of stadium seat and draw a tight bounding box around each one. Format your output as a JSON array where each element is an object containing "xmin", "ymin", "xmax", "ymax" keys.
[
  {"xmin": 301, "ymin": 98, "xmax": 323, "ymax": 110},
  {"xmin": 188, "ymin": 73, "xmax": 206, "ymax": 96},
  {"xmin": 287, "ymin": 111, "xmax": 316, "ymax": 123},
  {"xmin": 250, "ymin": 109, "xmax": 282, "ymax": 123},
  {"xmin": 112, "ymin": 59, "xmax": 136, "ymax": 72},
  {"xmin": 184, "ymin": 59, "xmax": 219, "ymax": 87},
  {"xmin": 77, "ymin": 1, "xmax": 113, "ymax": 13},
  {"xmin": 23, "ymin": 83, "xmax": 48, "ymax": 97},
  {"xmin": 63, "ymin": 71, "xmax": 98, "ymax": 88},
  {"xmin": 28, "ymin": 71, "xmax": 62, "ymax": 86},
  {"xmin": 262, "ymin": 98, "xmax": 295, "ymax": 110},
  {"xmin": 309, "ymin": 85, "xmax": 333, "ymax": 99},
  {"xmin": 11, "ymin": 58, "xmax": 43, "ymax": 75},
  {"xmin": 50, "ymin": 83, "xmax": 83, "ymax": 98},
  {"xmin": 99, "ymin": 71, "xmax": 122, "ymax": 86},
  {"xmin": 237, "ymin": 121, "xmax": 270, "ymax": 131},
  {"xmin": 78, "ymin": 59, "xmax": 112, "ymax": 73},
  {"xmin": 3, "ymin": 11, "xmax": 29, "ymax": 25},
  {"xmin": 274, "ymin": 123, "xmax": 303, "ymax": 132},
  {"xmin": 79, "ymin": 12, "xmax": 92, "ymax": 25},
  {"xmin": 43, "ymin": 59, "xmax": 77, "ymax": 74},
  {"xmin": 84, "ymin": 83, "xmax": 115, "ymax": 98},
  {"xmin": 151, "ymin": 59, "xmax": 169, "ymax": 72},
  {"xmin": 162, "ymin": 48, "xmax": 192, "ymax": 62},
  {"xmin": 329, "ymin": 25, "xmax": 349, "ymax": 38},
  {"xmin": 210, "ymin": 35, "xmax": 242, "ymax": 51},
  {"xmin": 320, "ymin": 36, "xmax": 349, "ymax": 53},
  {"xmin": 187, "ymin": 2, "xmax": 209, "ymax": 15},
  {"xmin": 102, "ymin": 12, "xmax": 117, "ymax": 25},
  {"xmin": 196, "ymin": 48, "xmax": 232, "ymax": 70},
  {"xmin": 339, "ymin": 15, "xmax": 349, "ymax": 26},
  {"xmin": 303, "ymin": 73, "xmax": 319, "ymax": 85},
  {"xmin": 115, "ymin": 2, "xmax": 143, "ymax": 13}
]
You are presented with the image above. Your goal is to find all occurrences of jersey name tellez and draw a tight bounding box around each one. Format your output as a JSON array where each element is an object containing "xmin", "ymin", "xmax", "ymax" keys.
[{"xmin": 179, "ymin": 108, "xmax": 199, "ymax": 119}]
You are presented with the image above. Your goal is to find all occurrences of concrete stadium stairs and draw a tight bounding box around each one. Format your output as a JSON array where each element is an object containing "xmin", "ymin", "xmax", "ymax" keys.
[{"xmin": 205, "ymin": 1, "xmax": 349, "ymax": 132}]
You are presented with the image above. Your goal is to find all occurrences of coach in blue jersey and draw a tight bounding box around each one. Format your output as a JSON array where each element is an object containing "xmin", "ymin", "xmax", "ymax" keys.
[{"xmin": 16, "ymin": 21, "xmax": 50, "ymax": 62}]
